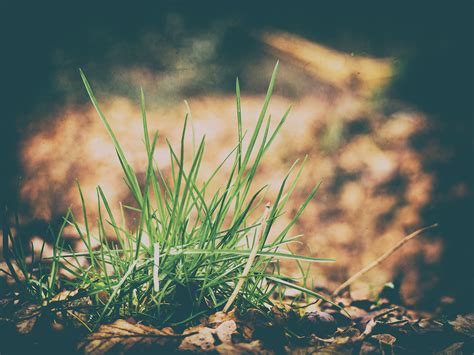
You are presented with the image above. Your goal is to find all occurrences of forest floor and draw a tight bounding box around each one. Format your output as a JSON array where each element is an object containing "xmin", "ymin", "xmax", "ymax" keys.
[{"xmin": 1, "ymin": 287, "xmax": 472, "ymax": 354}]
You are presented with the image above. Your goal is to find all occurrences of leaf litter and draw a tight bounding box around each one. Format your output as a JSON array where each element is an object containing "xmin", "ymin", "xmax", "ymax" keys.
[{"xmin": 1, "ymin": 285, "xmax": 473, "ymax": 353}]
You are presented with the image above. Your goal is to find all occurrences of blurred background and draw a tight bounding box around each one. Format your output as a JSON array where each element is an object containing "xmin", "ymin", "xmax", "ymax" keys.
[{"xmin": 1, "ymin": 2, "xmax": 472, "ymax": 313}]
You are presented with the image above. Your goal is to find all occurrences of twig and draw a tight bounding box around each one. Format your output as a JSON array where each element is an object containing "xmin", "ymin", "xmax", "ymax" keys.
[
  {"xmin": 374, "ymin": 306, "xmax": 399, "ymax": 319},
  {"xmin": 386, "ymin": 319, "xmax": 408, "ymax": 326},
  {"xmin": 292, "ymin": 298, "xmax": 321, "ymax": 310},
  {"xmin": 223, "ymin": 203, "xmax": 271, "ymax": 312},
  {"xmin": 332, "ymin": 224, "xmax": 438, "ymax": 296}
]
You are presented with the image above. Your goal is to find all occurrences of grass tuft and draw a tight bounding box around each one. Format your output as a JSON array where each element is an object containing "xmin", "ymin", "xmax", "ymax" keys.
[{"xmin": 2, "ymin": 63, "xmax": 334, "ymax": 330}]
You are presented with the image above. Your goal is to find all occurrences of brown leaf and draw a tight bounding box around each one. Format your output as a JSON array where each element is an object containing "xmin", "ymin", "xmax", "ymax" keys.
[
  {"xmin": 332, "ymin": 336, "xmax": 351, "ymax": 345},
  {"xmin": 179, "ymin": 314, "xmax": 238, "ymax": 352},
  {"xmin": 179, "ymin": 326, "xmax": 215, "ymax": 352},
  {"xmin": 237, "ymin": 308, "xmax": 268, "ymax": 341},
  {"xmin": 215, "ymin": 320, "xmax": 237, "ymax": 344},
  {"xmin": 15, "ymin": 303, "xmax": 41, "ymax": 334},
  {"xmin": 436, "ymin": 341, "xmax": 465, "ymax": 354},
  {"xmin": 50, "ymin": 289, "xmax": 79, "ymax": 302},
  {"xmin": 208, "ymin": 310, "xmax": 237, "ymax": 326},
  {"xmin": 360, "ymin": 341, "xmax": 380, "ymax": 355},
  {"xmin": 343, "ymin": 306, "xmax": 368, "ymax": 320},
  {"xmin": 338, "ymin": 326, "xmax": 362, "ymax": 340},
  {"xmin": 79, "ymin": 319, "xmax": 180, "ymax": 354},
  {"xmin": 215, "ymin": 340, "xmax": 269, "ymax": 354},
  {"xmin": 16, "ymin": 316, "xmax": 38, "ymax": 334},
  {"xmin": 416, "ymin": 319, "xmax": 444, "ymax": 334},
  {"xmin": 360, "ymin": 318, "xmax": 377, "ymax": 339},
  {"xmin": 449, "ymin": 314, "xmax": 474, "ymax": 337},
  {"xmin": 372, "ymin": 333, "xmax": 396, "ymax": 345}
]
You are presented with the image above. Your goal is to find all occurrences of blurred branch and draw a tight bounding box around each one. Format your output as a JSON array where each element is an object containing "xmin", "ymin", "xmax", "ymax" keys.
[
  {"xmin": 260, "ymin": 31, "xmax": 393, "ymax": 94},
  {"xmin": 333, "ymin": 223, "xmax": 439, "ymax": 296}
]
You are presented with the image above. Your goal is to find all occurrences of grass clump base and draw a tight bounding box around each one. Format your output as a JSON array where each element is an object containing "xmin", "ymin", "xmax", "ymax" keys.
[{"xmin": 2, "ymin": 63, "xmax": 334, "ymax": 332}]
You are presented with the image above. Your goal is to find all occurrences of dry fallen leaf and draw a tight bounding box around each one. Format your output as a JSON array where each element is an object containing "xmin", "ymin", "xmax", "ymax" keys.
[
  {"xmin": 15, "ymin": 303, "xmax": 41, "ymax": 334},
  {"xmin": 50, "ymin": 289, "xmax": 79, "ymax": 302},
  {"xmin": 449, "ymin": 314, "xmax": 474, "ymax": 337},
  {"xmin": 372, "ymin": 333, "xmax": 396, "ymax": 345},
  {"xmin": 179, "ymin": 326, "xmax": 215, "ymax": 352},
  {"xmin": 359, "ymin": 341, "xmax": 379, "ymax": 355},
  {"xmin": 437, "ymin": 341, "xmax": 465, "ymax": 354},
  {"xmin": 360, "ymin": 318, "xmax": 377, "ymax": 339},
  {"xmin": 179, "ymin": 314, "xmax": 238, "ymax": 352},
  {"xmin": 215, "ymin": 340, "xmax": 268, "ymax": 354},
  {"xmin": 79, "ymin": 319, "xmax": 181, "ymax": 354},
  {"xmin": 215, "ymin": 320, "xmax": 237, "ymax": 344},
  {"xmin": 208, "ymin": 309, "xmax": 237, "ymax": 326},
  {"xmin": 343, "ymin": 306, "xmax": 368, "ymax": 320}
]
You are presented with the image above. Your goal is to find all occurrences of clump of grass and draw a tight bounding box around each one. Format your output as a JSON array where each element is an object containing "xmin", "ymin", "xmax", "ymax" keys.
[{"xmin": 2, "ymin": 63, "xmax": 334, "ymax": 330}]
